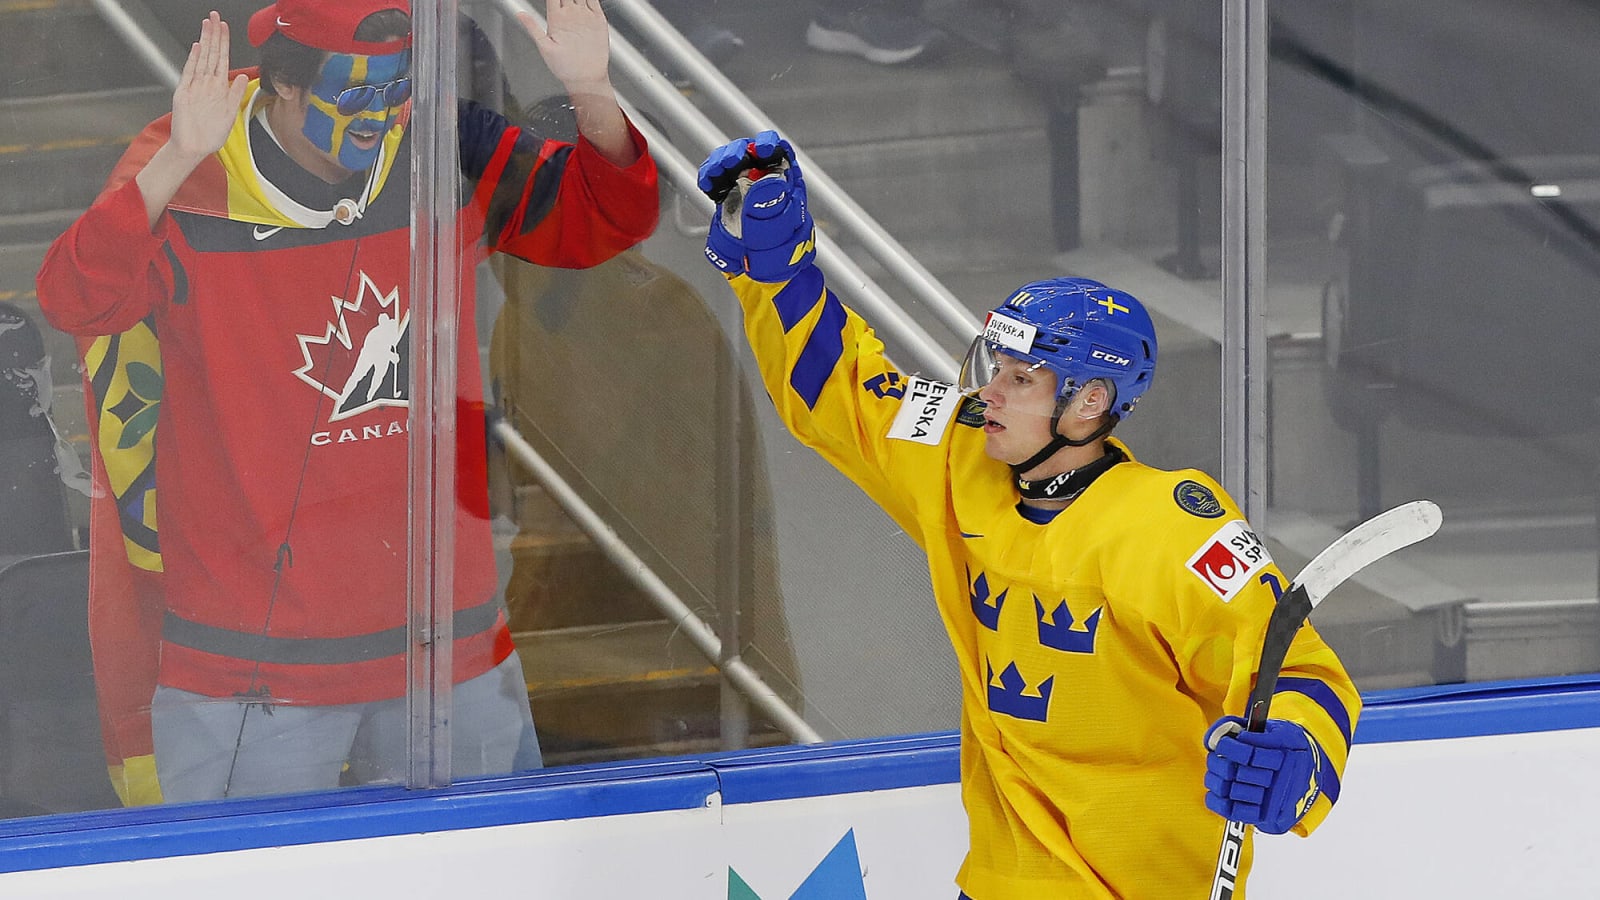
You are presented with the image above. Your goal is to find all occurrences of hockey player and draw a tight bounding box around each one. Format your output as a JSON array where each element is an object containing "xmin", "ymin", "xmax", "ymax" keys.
[
  {"xmin": 697, "ymin": 132, "xmax": 1359, "ymax": 898},
  {"xmin": 35, "ymin": 1, "xmax": 657, "ymax": 802}
]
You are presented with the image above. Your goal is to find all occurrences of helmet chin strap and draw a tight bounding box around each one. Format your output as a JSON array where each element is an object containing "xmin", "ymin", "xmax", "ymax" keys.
[
  {"xmin": 1009, "ymin": 413, "xmax": 1118, "ymax": 479},
  {"xmin": 1009, "ymin": 393, "xmax": 1122, "ymax": 500},
  {"xmin": 1010, "ymin": 386, "xmax": 1117, "ymax": 475}
]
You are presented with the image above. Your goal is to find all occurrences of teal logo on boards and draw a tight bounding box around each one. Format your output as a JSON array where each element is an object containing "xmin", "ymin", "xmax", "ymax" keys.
[{"xmin": 728, "ymin": 829, "xmax": 867, "ymax": 900}]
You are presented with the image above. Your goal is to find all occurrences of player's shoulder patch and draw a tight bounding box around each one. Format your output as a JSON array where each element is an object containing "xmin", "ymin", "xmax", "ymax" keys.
[
  {"xmin": 1186, "ymin": 518, "xmax": 1273, "ymax": 602},
  {"xmin": 956, "ymin": 396, "xmax": 988, "ymax": 429},
  {"xmin": 1174, "ymin": 479, "xmax": 1226, "ymax": 518},
  {"xmin": 887, "ymin": 376, "xmax": 961, "ymax": 445}
]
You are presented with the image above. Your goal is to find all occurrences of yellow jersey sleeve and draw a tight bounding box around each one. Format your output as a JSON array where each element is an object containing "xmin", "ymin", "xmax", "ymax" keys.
[{"xmin": 726, "ymin": 269, "xmax": 966, "ymax": 539}]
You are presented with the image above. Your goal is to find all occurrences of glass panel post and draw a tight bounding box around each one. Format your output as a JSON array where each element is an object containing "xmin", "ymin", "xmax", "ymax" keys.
[
  {"xmin": 407, "ymin": 0, "xmax": 463, "ymax": 790},
  {"xmin": 717, "ymin": 346, "xmax": 750, "ymax": 751},
  {"xmin": 1222, "ymin": 0, "xmax": 1270, "ymax": 521}
]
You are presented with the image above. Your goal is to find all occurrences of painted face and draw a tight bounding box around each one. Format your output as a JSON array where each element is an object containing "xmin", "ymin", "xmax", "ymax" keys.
[{"xmin": 304, "ymin": 50, "xmax": 411, "ymax": 171}]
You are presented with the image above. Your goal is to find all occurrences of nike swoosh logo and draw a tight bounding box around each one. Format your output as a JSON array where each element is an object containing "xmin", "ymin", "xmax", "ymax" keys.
[
  {"xmin": 960, "ymin": 532, "xmax": 984, "ymax": 539},
  {"xmin": 253, "ymin": 225, "xmax": 285, "ymax": 241},
  {"xmin": 276, "ymin": 16, "xmax": 290, "ymax": 26}
]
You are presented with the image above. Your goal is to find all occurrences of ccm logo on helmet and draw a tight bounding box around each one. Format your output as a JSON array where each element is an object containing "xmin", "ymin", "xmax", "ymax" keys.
[{"xmin": 1090, "ymin": 346, "xmax": 1132, "ymax": 368}]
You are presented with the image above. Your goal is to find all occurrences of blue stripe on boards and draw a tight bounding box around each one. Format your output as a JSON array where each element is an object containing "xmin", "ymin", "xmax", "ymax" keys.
[
  {"xmin": 1357, "ymin": 674, "xmax": 1600, "ymax": 742},
  {"xmin": 4, "ymin": 681, "xmax": 1597, "ymax": 874},
  {"xmin": 0, "ymin": 761, "xmax": 717, "ymax": 874}
]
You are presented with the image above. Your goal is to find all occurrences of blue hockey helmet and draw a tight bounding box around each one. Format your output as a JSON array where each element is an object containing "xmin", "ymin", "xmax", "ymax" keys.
[{"xmin": 959, "ymin": 277, "xmax": 1159, "ymax": 421}]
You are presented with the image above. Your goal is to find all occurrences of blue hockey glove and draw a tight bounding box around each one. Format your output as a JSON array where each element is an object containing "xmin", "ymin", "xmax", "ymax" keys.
[
  {"xmin": 697, "ymin": 129, "xmax": 789, "ymax": 201},
  {"xmin": 1203, "ymin": 716, "xmax": 1322, "ymax": 835},
  {"xmin": 697, "ymin": 130, "xmax": 816, "ymax": 283}
]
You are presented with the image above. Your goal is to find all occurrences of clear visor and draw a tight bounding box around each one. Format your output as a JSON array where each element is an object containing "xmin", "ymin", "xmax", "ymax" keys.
[
  {"xmin": 958, "ymin": 336, "xmax": 1005, "ymax": 396},
  {"xmin": 959, "ymin": 339, "xmax": 1108, "ymax": 416},
  {"xmin": 959, "ymin": 339, "xmax": 1053, "ymax": 396}
]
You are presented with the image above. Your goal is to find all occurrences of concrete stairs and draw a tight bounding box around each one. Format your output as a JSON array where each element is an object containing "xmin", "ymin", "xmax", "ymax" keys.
[{"xmin": 499, "ymin": 482, "xmax": 785, "ymax": 765}]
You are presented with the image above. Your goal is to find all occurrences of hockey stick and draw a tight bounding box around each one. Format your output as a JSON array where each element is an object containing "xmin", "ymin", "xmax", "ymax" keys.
[{"xmin": 1206, "ymin": 499, "xmax": 1443, "ymax": 900}]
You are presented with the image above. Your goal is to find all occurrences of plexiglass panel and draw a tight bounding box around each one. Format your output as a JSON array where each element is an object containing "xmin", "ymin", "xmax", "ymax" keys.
[
  {"xmin": 1263, "ymin": 0, "xmax": 1600, "ymax": 688},
  {"xmin": 3, "ymin": 0, "xmax": 1243, "ymax": 821},
  {"xmin": 0, "ymin": 0, "xmax": 671, "ymax": 814},
  {"xmin": 586, "ymin": 0, "xmax": 1228, "ymax": 743}
]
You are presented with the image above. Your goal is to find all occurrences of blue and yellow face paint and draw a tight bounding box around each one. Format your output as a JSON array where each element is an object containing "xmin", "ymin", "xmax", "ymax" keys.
[{"xmin": 303, "ymin": 50, "xmax": 411, "ymax": 171}]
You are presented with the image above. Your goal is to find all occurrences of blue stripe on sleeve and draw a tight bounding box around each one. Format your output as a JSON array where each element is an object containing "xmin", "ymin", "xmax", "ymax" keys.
[
  {"xmin": 789, "ymin": 291, "xmax": 847, "ymax": 410},
  {"xmin": 771, "ymin": 266, "xmax": 826, "ymax": 332},
  {"xmin": 1276, "ymin": 676, "xmax": 1353, "ymax": 750}
]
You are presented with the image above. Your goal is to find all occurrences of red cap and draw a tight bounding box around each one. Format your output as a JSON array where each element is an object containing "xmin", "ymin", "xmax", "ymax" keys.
[{"xmin": 247, "ymin": 0, "xmax": 412, "ymax": 55}]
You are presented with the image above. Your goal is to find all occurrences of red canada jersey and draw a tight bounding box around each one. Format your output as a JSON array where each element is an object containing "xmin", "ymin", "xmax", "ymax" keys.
[{"xmin": 37, "ymin": 85, "xmax": 659, "ymax": 705}]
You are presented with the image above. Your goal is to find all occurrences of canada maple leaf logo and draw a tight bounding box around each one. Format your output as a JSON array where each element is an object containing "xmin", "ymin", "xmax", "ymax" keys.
[{"xmin": 292, "ymin": 270, "xmax": 410, "ymax": 422}]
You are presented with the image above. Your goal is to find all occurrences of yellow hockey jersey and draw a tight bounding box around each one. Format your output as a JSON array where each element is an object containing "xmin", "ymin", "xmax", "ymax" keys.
[{"xmin": 726, "ymin": 267, "xmax": 1360, "ymax": 899}]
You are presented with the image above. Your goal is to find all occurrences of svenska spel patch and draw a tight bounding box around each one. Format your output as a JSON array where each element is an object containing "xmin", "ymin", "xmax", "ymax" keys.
[
  {"xmin": 1186, "ymin": 519, "xmax": 1273, "ymax": 602},
  {"xmin": 887, "ymin": 376, "xmax": 960, "ymax": 445},
  {"xmin": 982, "ymin": 311, "xmax": 1036, "ymax": 353}
]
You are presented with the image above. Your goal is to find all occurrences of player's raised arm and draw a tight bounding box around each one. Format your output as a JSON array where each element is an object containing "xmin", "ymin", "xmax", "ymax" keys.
[
  {"xmin": 697, "ymin": 132, "xmax": 935, "ymax": 533},
  {"xmin": 135, "ymin": 11, "xmax": 249, "ymax": 229}
]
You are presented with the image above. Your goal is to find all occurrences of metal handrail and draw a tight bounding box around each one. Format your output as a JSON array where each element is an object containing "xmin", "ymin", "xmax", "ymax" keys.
[
  {"xmin": 491, "ymin": 1, "xmax": 827, "ymax": 748},
  {"xmin": 613, "ymin": 100, "xmax": 960, "ymax": 382},
  {"xmin": 492, "ymin": 420, "xmax": 823, "ymax": 745},
  {"xmin": 491, "ymin": 0, "xmax": 962, "ymax": 382},
  {"xmin": 88, "ymin": 0, "xmax": 181, "ymax": 88},
  {"xmin": 606, "ymin": 0, "xmax": 982, "ymax": 351},
  {"xmin": 601, "ymin": 0, "xmax": 972, "ymax": 357}
]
